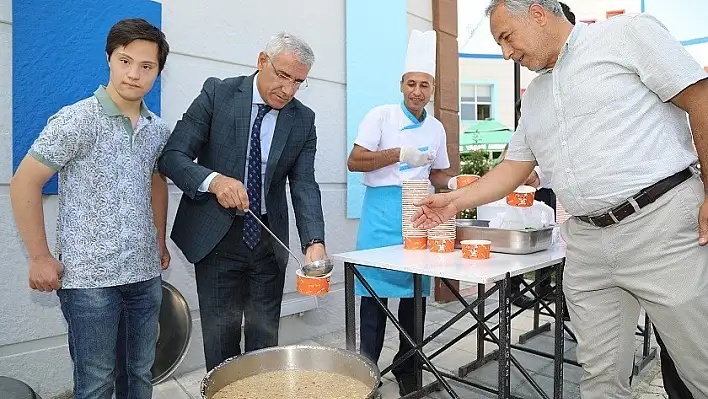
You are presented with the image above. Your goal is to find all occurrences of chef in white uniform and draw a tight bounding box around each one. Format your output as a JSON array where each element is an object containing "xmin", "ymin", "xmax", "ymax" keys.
[{"xmin": 346, "ymin": 29, "xmax": 453, "ymax": 396}]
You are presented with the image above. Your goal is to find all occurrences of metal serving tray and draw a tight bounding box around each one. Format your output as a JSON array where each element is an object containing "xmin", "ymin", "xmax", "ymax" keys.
[{"xmin": 455, "ymin": 219, "xmax": 554, "ymax": 254}]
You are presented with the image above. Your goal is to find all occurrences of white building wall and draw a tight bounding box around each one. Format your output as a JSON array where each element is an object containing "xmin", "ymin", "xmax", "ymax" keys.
[{"xmin": 0, "ymin": 1, "xmax": 435, "ymax": 397}]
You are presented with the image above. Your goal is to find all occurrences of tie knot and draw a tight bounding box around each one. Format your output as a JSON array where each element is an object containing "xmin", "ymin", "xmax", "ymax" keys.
[{"xmin": 258, "ymin": 104, "xmax": 271, "ymax": 116}]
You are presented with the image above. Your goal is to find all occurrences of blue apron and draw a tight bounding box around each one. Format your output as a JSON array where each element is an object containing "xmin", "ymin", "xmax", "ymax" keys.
[{"xmin": 354, "ymin": 185, "xmax": 432, "ymax": 298}]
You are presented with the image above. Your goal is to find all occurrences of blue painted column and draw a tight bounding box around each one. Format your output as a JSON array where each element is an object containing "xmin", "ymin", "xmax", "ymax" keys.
[
  {"xmin": 345, "ymin": 0, "xmax": 407, "ymax": 218},
  {"xmin": 12, "ymin": 0, "xmax": 162, "ymax": 194}
]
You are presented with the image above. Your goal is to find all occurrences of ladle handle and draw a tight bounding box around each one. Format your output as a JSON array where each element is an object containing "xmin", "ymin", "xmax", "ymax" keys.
[{"xmin": 245, "ymin": 209, "xmax": 303, "ymax": 268}]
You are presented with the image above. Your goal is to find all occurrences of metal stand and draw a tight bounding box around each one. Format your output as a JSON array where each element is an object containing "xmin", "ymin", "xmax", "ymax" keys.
[
  {"xmin": 344, "ymin": 261, "xmax": 567, "ymax": 399},
  {"xmin": 632, "ymin": 314, "xmax": 657, "ymax": 376}
]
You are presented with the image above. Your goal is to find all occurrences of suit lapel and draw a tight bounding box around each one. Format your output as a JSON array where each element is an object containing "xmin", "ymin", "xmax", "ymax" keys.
[
  {"xmin": 265, "ymin": 102, "xmax": 295, "ymax": 194},
  {"xmin": 232, "ymin": 74, "xmax": 255, "ymax": 180}
]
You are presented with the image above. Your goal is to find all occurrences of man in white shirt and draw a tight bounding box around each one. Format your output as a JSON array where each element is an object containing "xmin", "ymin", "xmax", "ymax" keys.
[
  {"xmin": 347, "ymin": 30, "xmax": 452, "ymax": 396},
  {"xmin": 412, "ymin": 1, "xmax": 708, "ymax": 397}
]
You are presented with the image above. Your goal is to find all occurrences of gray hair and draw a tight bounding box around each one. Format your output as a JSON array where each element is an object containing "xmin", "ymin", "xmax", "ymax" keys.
[
  {"xmin": 264, "ymin": 32, "xmax": 315, "ymax": 68},
  {"xmin": 485, "ymin": 0, "xmax": 564, "ymax": 18}
]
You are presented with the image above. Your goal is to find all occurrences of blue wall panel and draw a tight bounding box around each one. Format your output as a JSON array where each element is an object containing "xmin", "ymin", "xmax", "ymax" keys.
[
  {"xmin": 345, "ymin": 0, "xmax": 407, "ymax": 219},
  {"xmin": 12, "ymin": 0, "xmax": 162, "ymax": 194}
]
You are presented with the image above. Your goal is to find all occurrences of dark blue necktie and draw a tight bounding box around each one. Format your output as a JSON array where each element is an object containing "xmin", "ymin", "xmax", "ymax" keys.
[{"xmin": 243, "ymin": 104, "xmax": 271, "ymax": 249}]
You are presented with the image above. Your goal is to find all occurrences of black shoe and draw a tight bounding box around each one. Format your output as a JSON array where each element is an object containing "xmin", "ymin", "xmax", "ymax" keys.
[
  {"xmin": 395, "ymin": 374, "xmax": 417, "ymax": 396},
  {"xmin": 512, "ymin": 293, "xmax": 536, "ymax": 309},
  {"xmin": 537, "ymin": 284, "xmax": 557, "ymax": 301}
]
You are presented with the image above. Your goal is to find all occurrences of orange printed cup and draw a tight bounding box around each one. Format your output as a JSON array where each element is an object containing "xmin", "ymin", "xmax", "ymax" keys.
[
  {"xmin": 506, "ymin": 185, "xmax": 536, "ymax": 207},
  {"xmin": 296, "ymin": 269, "xmax": 331, "ymax": 296},
  {"xmin": 461, "ymin": 240, "xmax": 492, "ymax": 260},
  {"xmin": 404, "ymin": 236, "xmax": 428, "ymax": 250},
  {"xmin": 456, "ymin": 174, "xmax": 480, "ymax": 189},
  {"xmin": 428, "ymin": 238, "xmax": 455, "ymax": 253}
]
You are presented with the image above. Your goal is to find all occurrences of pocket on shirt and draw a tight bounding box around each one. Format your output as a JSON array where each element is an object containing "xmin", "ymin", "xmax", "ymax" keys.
[{"xmin": 564, "ymin": 80, "xmax": 622, "ymax": 118}]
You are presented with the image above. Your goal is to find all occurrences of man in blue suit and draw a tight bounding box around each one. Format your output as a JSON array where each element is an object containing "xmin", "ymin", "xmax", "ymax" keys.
[{"xmin": 158, "ymin": 32, "xmax": 328, "ymax": 371}]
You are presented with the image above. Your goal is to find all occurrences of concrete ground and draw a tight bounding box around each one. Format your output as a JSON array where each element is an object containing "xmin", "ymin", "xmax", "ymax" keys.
[
  {"xmin": 632, "ymin": 361, "xmax": 670, "ymax": 399},
  {"xmin": 148, "ymin": 289, "xmax": 666, "ymax": 399}
]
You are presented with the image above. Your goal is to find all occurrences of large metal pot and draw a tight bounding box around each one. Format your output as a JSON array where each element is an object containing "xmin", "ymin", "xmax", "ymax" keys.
[{"xmin": 200, "ymin": 345, "xmax": 381, "ymax": 399}]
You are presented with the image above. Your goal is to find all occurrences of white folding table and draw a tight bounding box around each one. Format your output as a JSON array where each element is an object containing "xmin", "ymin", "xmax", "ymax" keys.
[{"xmin": 332, "ymin": 243, "xmax": 567, "ymax": 399}]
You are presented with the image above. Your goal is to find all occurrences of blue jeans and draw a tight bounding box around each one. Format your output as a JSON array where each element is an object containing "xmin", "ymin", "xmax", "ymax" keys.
[{"xmin": 58, "ymin": 276, "xmax": 162, "ymax": 399}]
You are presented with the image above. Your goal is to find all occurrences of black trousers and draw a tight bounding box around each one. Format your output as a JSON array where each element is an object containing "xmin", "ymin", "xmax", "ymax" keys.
[
  {"xmin": 511, "ymin": 187, "xmax": 557, "ymax": 292},
  {"xmin": 654, "ymin": 327, "xmax": 694, "ymax": 399},
  {"xmin": 360, "ymin": 296, "xmax": 426, "ymax": 378},
  {"xmin": 194, "ymin": 215, "xmax": 286, "ymax": 371}
]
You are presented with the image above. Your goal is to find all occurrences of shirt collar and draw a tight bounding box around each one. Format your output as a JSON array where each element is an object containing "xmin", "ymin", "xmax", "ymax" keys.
[
  {"xmin": 400, "ymin": 101, "xmax": 426, "ymax": 130},
  {"xmin": 252, "ymin": 73, "xmax": 266, "ymax": 105},
  {"xmin": 536, "ymin": 22, "xmax": 586, "ymax": 75},
  {"xmin": 93, "ymin": 86, "xmax": 151, "ymax": 119}
]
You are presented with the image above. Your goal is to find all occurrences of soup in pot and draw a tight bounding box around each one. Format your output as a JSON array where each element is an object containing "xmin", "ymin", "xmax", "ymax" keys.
[{"xmin": 212, "ymin": 369, "xmax": 372, "ymax": 399}]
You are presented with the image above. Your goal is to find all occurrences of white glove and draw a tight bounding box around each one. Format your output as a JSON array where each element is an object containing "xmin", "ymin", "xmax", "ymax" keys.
[
  {"xmin": 447, "ymin": 176, "xmax": 459, "ymax": 190},
  {"xmin": 400, "ymin": 147, "xmax": 435, "ymax": 167}
]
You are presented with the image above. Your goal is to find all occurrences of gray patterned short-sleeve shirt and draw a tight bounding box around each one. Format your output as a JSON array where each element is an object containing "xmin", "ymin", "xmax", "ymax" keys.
[{"xmin": 29, "ymin": 86, "xmax": 171, "ymax": 289}]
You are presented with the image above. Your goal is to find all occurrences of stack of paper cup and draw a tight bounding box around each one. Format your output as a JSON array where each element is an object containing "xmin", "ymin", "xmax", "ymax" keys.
[
  {"xmin": 428, "ymin": 217, "xmax": 456, "ymax": 253},
  {"xmin": 402, "ymin": 180, "xmax": 430, "ymax": 250}
]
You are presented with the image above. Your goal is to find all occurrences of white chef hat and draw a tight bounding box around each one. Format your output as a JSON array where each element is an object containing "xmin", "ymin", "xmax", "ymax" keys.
[{"xmin": 403, "ymin": 29, "xmax": 437, "ymax": 78}]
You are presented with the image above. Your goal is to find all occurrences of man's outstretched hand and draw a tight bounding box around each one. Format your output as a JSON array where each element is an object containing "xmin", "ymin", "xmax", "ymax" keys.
[{"xmin": 412, "ymin": 193, "xmax": 458, "ymax": 229}]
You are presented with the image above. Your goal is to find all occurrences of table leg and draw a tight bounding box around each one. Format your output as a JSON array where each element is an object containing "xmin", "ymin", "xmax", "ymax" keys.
[
  {"xmin": 477, "ymin": 283, "xmax": 486, "ymax": 362},
  {"xmin": 533, "ymin": 269, "xmax": 542, "ymax": 329},
  {"xmin": 553, "ymin": 261, "xmax": 565, "ymax": 399},
  {"xmin": 414, "ymin": 273, "xmax": 423, "ymax": 390},
  {"xmin": 518, "ymin": 271, "xmax": 552, "ymax": 344},
  {"xmin": 632, "ymin": 313, "xmax": 657, "ymax": 376},
  {"xmin": 344, "ymin": 262, "xmax": 356, "ymax": 351},
  {"xmin": 458, "ymin": 284, "xmax": 499, "ymax": 378},
  {"xmin": 498, "ymin": 273, "xmax": 511, "ymax": 399},
  {"xmin": 350, "ymin": 266, "xmax": 455, "ymax": 397}
]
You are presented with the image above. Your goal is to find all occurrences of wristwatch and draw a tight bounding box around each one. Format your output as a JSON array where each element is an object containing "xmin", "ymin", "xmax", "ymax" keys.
[{"xmin": 303, "ymin": 239, "xmax": 325, "ymax": 252}]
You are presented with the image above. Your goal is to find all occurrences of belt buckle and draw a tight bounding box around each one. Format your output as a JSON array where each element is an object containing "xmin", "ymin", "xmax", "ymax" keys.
[{"xmin": 608, "ymin": 209, "xmax": 620, "ymax": 224}]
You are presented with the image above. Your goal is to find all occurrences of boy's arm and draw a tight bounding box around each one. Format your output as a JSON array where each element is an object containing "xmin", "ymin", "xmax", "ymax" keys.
[{"xmin": 10, "ymin": 156, "xmax": 63, "ymax": 291}]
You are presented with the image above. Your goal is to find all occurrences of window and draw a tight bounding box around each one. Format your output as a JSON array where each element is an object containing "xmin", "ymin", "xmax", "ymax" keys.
[{"xmin": 460, "ymin": 84, "xmax": 493, "ymax": 121}]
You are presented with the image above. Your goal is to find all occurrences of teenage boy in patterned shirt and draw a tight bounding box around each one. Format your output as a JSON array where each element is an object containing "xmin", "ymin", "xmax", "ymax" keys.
[{"xmin": 10, "ymin": 18, "xmax": 170, "ymax": 399}]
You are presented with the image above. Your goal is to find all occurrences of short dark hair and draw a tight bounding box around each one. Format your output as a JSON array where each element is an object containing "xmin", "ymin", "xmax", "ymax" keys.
[
  {"xmin": 515, "ymin": 98, "xmax": 522, "ymax": 120},
  {"xmin": 106, "ymin": 18, "xmax": 169, "ymax": 73},
  {"xmin": 559, "ymin": 2, "xmax": 576, "ymax": 25}
]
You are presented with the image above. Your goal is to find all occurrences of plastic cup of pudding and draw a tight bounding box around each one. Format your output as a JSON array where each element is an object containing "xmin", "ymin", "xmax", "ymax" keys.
[
  {"xmin": 456, "ymin": 175, "xmax": 480, "ymax": 189},
  {"xmin": 461, "ymin": 240, "xmax": 492, "ymax": 260},
  {"xmin": 428, "ymin": 238, "xmax": 455, "ymax": 253},
  {"xmin": 506, "ymin": 185, "xmax": 536, "ymax": 208},
  {"xmin": 296, "ymin": 269, "xmax": 332, "ymax": 296},
  {"xmin": 403, "ymin": 236, "xmax": 428, "ymax": 250}
]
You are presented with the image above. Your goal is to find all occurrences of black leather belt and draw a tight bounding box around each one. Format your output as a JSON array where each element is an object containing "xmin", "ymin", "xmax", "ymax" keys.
[{"xmin": 577, "ymin": 168, "xmax": 693, "ymax": 227}]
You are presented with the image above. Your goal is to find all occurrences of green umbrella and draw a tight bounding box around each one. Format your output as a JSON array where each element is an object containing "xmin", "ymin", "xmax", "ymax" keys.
[{"xmin": 459, "ymin": 119, "xmax": 513, "ymax": 153}]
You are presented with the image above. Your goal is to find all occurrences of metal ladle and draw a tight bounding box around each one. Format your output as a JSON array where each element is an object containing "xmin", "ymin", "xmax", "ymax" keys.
[{"xmin": 245, "ymin": 209, "xmax": 333, "ymax": 277}]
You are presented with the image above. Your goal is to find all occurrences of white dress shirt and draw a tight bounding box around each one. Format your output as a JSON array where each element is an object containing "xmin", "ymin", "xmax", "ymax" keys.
[
  {"xmin": 198, "ymin": 73, "xmax": 278, "ymax": 213},
  {"xmin": 506, "ymin": 14, "xmax": 706, "ymax": 216},
  {"xmin": 535, "ymin": 166, "xmax": 551, "ymax": 189}
]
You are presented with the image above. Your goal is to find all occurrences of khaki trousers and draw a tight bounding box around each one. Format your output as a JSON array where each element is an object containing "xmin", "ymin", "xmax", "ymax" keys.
[{"xmin": 561, "ymin": 174, "xmax": 708, "ymax": 399}]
